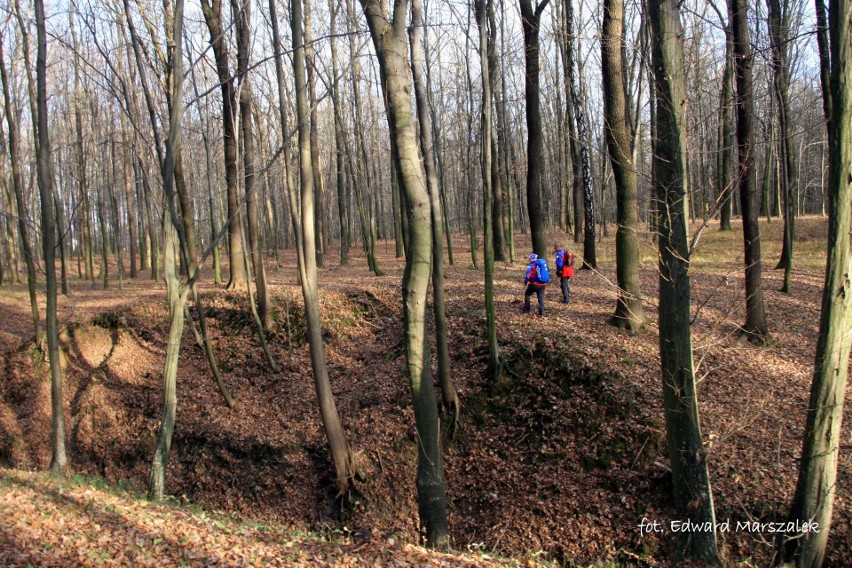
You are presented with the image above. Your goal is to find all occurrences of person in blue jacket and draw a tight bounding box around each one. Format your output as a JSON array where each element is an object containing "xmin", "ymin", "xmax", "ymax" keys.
[{"xmin": 523, "ymin": 253, "xmax": 547, "ymax": 316}]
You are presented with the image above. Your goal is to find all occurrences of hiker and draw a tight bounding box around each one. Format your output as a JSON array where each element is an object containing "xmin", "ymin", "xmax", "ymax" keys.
[
  {"xmin": 523, "ymin": 253, "xmax": 549, "ymax": 316},
  {"xmin": 554, "ymin": 245, "xmax": 575, "ymax": 303}
]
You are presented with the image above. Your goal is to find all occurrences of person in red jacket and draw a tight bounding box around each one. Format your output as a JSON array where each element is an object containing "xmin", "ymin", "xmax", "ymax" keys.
[
  {"xmin": 553, "ymin": 245, "xmax": 575, "ymax": 303},
  {"xmin": 523, "ymin": 253, "xmax": 547, "ymax": 316}
]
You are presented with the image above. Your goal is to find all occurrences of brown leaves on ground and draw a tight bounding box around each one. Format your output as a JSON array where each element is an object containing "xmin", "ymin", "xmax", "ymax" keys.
[
  {"xmin": 0, "ymin": 217, "xmax": 849, "ymax": 566},
  {"xmin": 0, "ymin": 468, "xmax": 515, "ymax": 567}
]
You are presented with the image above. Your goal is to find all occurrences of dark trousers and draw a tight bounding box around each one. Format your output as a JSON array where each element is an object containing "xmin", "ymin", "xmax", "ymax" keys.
[
  {"xmin": 561, "ymin": 277, "xmax": 571, "ymax": 302},
  {"xmin": 524, "ymin": 284, "xmax": 545, "ymax": 315}
]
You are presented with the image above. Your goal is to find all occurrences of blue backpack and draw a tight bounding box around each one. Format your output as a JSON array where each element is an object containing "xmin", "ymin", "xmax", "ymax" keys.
[{"xmin": 535, "ymin": 258, "xmax": 550, "ymax": 283}]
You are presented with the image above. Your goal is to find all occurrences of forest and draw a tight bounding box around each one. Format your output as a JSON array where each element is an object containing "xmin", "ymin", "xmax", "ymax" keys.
[{"xmin": 0, "ymin": 0, "xmax": 849, "ymax": 565}]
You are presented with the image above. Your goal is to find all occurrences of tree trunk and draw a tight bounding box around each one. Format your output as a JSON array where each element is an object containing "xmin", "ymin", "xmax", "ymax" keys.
[
  {"xmin": 463, "ymin": 4, "xmax": 479, "ymax": 270},
  {"xmin": 329, "ymin": 1, "xmax": 350, "ymax": 266},
  {"xmin": 360, "ymin": 0, "xmax": 449, "ymax": 548},
  {"xmin": 304, "ymin": 0, "xmax": 326, "ymax": 269},
  {"xmin": 34, "ymin": 0, "xmax": 68, "ymax": 476},
  {"xmin": 767, "ymin": 0, "xmax": 795, "ymax": 292},
  {"xmin": 565, "ymin": 0, "xmax": 596, "ymax": 265},
  {"xmin": 780, "ymin": 1, "xmax": 851, "ymax": 563},
  {"xmin": 232, "ymin": 0, "xmax": 271, "ymax": 330},
  {"xmin": 122, "ymin": 132, "xmax": 139, "ymax": 278},
  {"xmin": 477, "ymin": 0, "xmax": 505, "ymax": 381},
  {"xmin": 718, "ymin": 25, "xmax": 734, "ymax": 231},
  {"xmin": 648, "ymin": 0, "xmax": 719, "ymax": 561},
  {"xmin": 0, "ymin": 35, "xmax": 40, "ymax": 338},
  {"xmin": 291, "ymin": 0, "xmax": 358, "ymax": 495},
  {"xmin": 485, "ymin": 2, "xmax": 506, "ymax": 262},
  {"xmin": 346, "ymin": 0, "xmax": 382, "ymax": 275},
  {"xmin": 422, "ymin": 5, "xmax": 455, "ymax": 265},
  {"xmin": 729, "ymin": 0, "xmax": 770, "ymax": 343},
  {"xmin": 200, "ymin": 0, "xmax": 247, "ymax": 290},
  {"xmin": 0, "ymin": 134, "xmax": 20, "ymax": 285},
  {"xmin": 519, "ymin": 0, "xmax": 551, "ymax": 257},
  {"xmin": 602, "ymin": 0, "xmax": 646, "ymax": 331},
  {"xmin": 409, "ymin": 0, "xmax": 460, "ymax": 427}
]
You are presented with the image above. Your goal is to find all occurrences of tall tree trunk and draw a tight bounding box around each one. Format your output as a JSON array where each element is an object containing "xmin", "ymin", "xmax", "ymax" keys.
[
  {"xmin": 565, "ymin": 0, "xmax": 596, "ymax": 265},
  {"xmin": 476, "ymin": 0, "xmax": 506, "ymax": 382},
  {"xmin": 188, "ymin": 60, "xmax": 223, "ymax": 283},
  {"xmin": 717, "ymin": 25, "xmax": 735, "ymax": 231},
  {"xmin": 122, "ymin": 132, "xmax": 139, "ymax": 278},
  {"xmin": 422, "ymin": 2, "xmax": 455, "ymax": 264},
  {"xmin": 96, "ymin": 176, "xmax": 109, "ymax": 290},
  {"xmin": 519, "ymin": 0, "xmax": 551, "ymax": 257},
  {"xmin": 291, "ymin": 0, "xmax": 358, "ymax": 495},
  {"xmin": 232, "ymin": 0, "xmax": 271, "ymax": 330},
  {"xmin": 464, "ymin": 7, "xmax": 480, "ymax": 270},
  {"xmin": 485, "ymin": 2, "xmax": 506, "ymax": 262},
  {"xmin": 0, "ymin": 35, "xmax": 40, "ymax": 338},
  {"xmin": 813, "ymin": 0, "xmax": 831, "ymax": 135},
  {"xmin": 648, "ymin": 0, "xmax": 719, "ymax": 562},
  {"xmin": 200, "ymin": 0, "xmax": 248, "ymax": 289},
  {"xmin": 767, "ymin": 0, "xmax": 795, "ymax": 292},
  {"xmin": 138, "ymin": 157, "xmax": 160, "ymax": 280},
  {"xmin": 347, "ymin": 0, "xmax": 382, "ymax": 275},
  {"xmin": 729, "ymin": 0, "xmax": 770, "ymax": 343},
  {"xmin": 109, "ymin": 139, "xmax": 125, "ymax": 290},
  {"xmin": 496, "ymin": 0, "xmax": 515, "ymax": 261},
  {"xmin": 780, "ymin": 0, "xmax": 851, "ymax": 563},
  {"xmin": 304, "ymin": 0, "xmax": 326, "ymax": 268},
  {"xmin": 34, "ymin": 0, "xmax": 68, "ymax": 476},
  {"xmin": 360, "ymin": 0, "xmax": 449, "ymax": 547},
  {"xmin": 602, "ymin": 0, "xmax": 646, "ymax": 331},
  {"xmin": 409, "ymin": 0, "xmax": 460, "ymax": 426},
  {"xmin": 0, "ymin": 133, "xmax": 20, "ymax": 285},
  {"xmin": 557, "ymin": 0, "xmax": 583, "ymax": 244},
  {"xmin": 329, "ymin": 0, "xmax": 350, "ymax": 266}
]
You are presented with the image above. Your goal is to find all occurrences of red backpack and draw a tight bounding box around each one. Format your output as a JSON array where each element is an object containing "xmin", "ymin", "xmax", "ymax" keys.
[{"xmin": 563, "ymin": 252, "xmax": 575, "ymax": 278}]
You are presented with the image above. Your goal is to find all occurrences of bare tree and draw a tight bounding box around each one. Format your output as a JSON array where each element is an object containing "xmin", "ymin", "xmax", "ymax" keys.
[
  {"xmin": 602, "ymin": 0, "xmax": 646, "ymax": 331},
  {"xmin": 409, "ymin": 0, "xmax": 459, "ymax": 424},
  {"xmin": 519, "ymin": 0, "xmax": 551, "ymax": 257},
  {"xmin": 648, "ymin": 0, "xmax": 719, "ymax": 561},
  {"xmin": 729, "ymin": 0, "xmax": 770, "ymax": 344},
  {"xmin": 780, "ymin": 0, "xmax": 851, "ymax": 563},
  {"xmin": 289, "ymin": 0, "xmax": 360, "ymax": 494},
  {"xmin": 359, "ymin": 0, "xmax": 449, "ymax": 547},
  {"xmin": 0, "ymin": 32, "xmax": 39, "ymax": 339},
  {"xmin": 34, "ymin": 0, "xmax": 68, "ymax": 476},
  {"xmin": 200, "ymin": 0, "xmax": 249, "ymax": 289}
]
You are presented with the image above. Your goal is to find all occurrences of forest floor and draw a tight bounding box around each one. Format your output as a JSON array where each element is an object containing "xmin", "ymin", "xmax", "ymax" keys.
[{"xmin": 0, "ymin": 216, "xmax": 849, "ymax": 567}]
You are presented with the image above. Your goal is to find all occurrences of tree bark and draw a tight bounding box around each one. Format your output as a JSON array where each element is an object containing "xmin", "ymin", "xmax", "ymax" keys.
[
  {"xmin": 729, "ymin": 0, "xmax": 770, "ymax": 343},
  {"xmin": 409, "ymin": 0, "xmax": 460, "ymax": 426},
  {"xmin": 360, "ymin": 0, "xmax": 449, "ymax": 548},
  {"xmin": 602, "ymin": 0, "xmax": 646, "ymax": 331},
  {"xmin": 304, "ymin": 0, "xmax": 326, "ymax": 268},
  {"xmin": 232, "ymin": 0, "xmax": 271, "ymax": 330},
  {"xmin": 565, "ymin": 0, "xmax": 596, "ymax": 265},
  {"xmin": 34, "ymin": 0, "xmax": 68, "ymax": 476},
  {"xmin": 291, "ymin": 0, "xmax": 358, "ymax": 495},
  {"xmin": 329, "ymin": 1, "xmax": 350, "ymax": 266},
  {"xmin": 780, "ymin": 0, "xmax": 851, "ymax": 563},
  {"xmin": 485, "ymin": 2, "xmax": 506, "ymax": 262},
  {"xmin": 767, "ymin": 0, "xmax": 796, "ymax": 292},
  {"xmin": 717, "ymin": 25, "xmax": 735, "ymax": 231},
  {"xmin": 519, "ymin": 0, "xmax": 551, "ymax": 257},
  {"xmin": 200, "ymin": 0, "xmax": 248, "ymax": 289},
  {"xmin": 648, "ymin": 0, "xmax": 720, "ymax": 562},
  {"xmin": 0, "ymin": 35, "xmax": 40, "ymax": 338}
]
